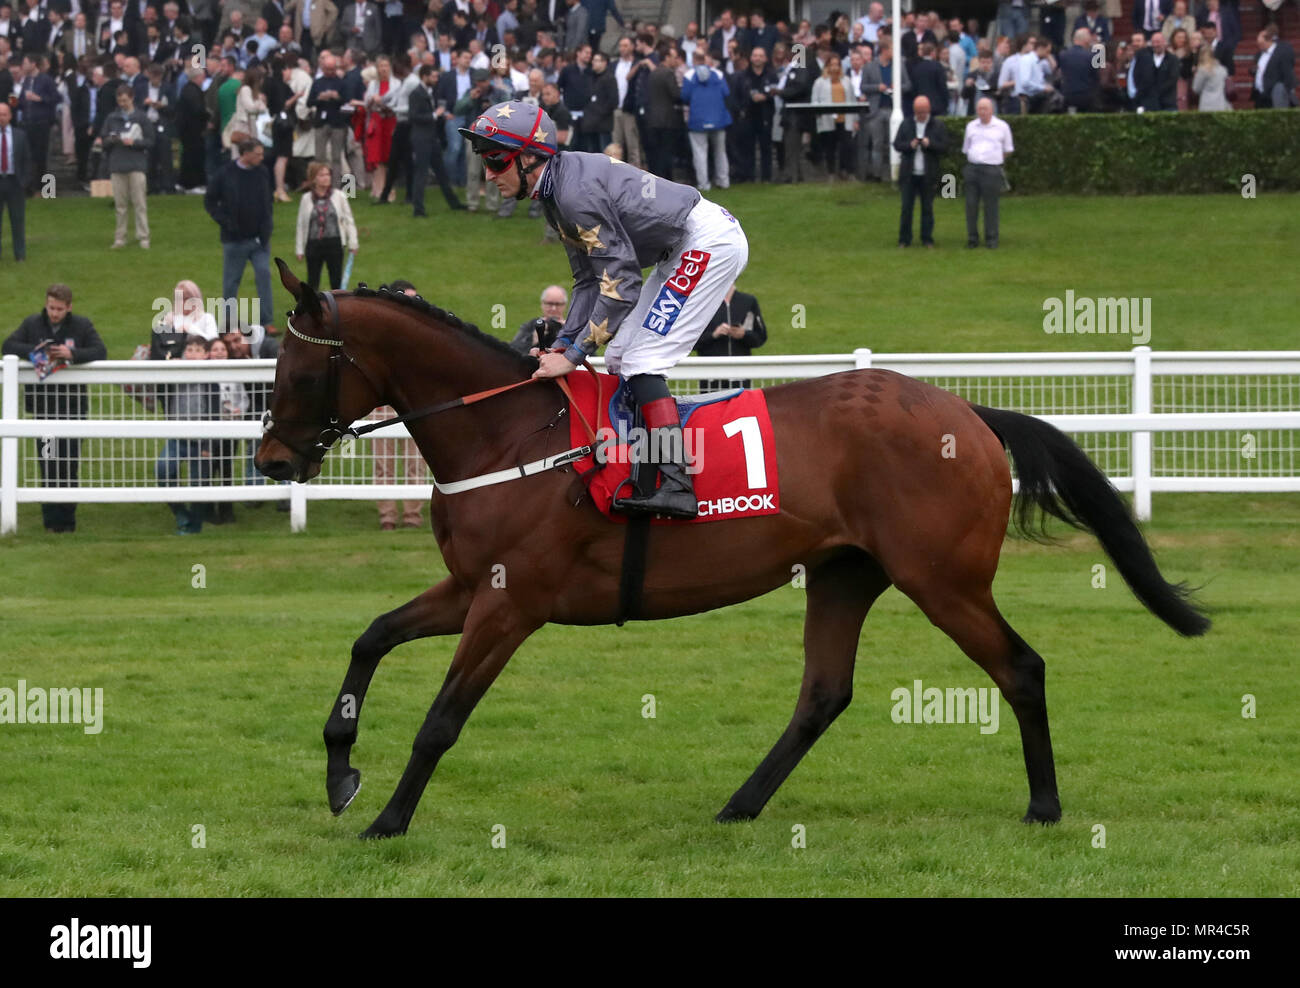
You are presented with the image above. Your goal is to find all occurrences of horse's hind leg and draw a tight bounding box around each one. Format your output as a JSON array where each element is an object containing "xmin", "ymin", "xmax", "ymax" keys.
[
  {"xmin": 717, "ymin": 551, "xmax": 890, "ymax": 823},
  {"xmin": 902, "ymin": 583, "xmax": 1061, "ymax": 824},
  {"xmin": 325, "ymin": 577, "xmax": 471, "ymax": 815}
]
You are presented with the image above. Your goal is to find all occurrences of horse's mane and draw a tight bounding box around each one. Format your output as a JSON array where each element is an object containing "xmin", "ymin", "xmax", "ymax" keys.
[{"xmin": 350, "ymin": 283, "xmax": 537, "ymax": 373}]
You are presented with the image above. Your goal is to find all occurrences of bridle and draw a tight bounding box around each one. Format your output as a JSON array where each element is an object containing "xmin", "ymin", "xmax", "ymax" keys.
[{"xmin": 262, "ymin": 288, "xmax": 602, "ymax": 477}]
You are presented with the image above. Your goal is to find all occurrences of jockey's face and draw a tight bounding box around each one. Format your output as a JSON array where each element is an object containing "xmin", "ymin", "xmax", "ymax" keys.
[{"xmin": 488, "ymin": 152, "xmax": 542, "ymax": 199}]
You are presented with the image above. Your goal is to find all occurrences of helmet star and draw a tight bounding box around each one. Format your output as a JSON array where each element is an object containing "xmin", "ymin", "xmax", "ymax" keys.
[
  {"xmin": 581, "ymin": 317, "xmax": 612, "ymax": 348},
  {"xmin": 598, "ymin": 269, "xmax": 625, "ymax": 301},
  {"xmin": 534, "ymin": 126, "xmax": 550, "ymax": 142},
  {"xmin": 495, "ymin": 104, "xmax": 515, "ymax": 118}
]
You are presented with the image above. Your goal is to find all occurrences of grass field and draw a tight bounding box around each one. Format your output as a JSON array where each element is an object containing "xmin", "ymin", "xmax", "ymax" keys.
[
  {"xmin": 1, "ymin": 184, "xmax": 1298, "ymax": 355},
  {"xmin": 1, "ymin": 184, "xmax": 1297, "ymax": 897}
]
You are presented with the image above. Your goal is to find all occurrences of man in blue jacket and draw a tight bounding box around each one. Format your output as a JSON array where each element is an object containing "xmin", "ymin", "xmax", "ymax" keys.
[
  {"xmin": 582, "ymin": 0, "xmax": 623, "ymax": 53},
  {"xmin": 681, "ymin": 52, "xmax": 731, "ymax": 191}
]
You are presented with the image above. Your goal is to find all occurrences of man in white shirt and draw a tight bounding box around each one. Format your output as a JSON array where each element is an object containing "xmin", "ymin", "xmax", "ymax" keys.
[
  {"xmin": 856, "ymin": 2, "xmax": 887, "ymax": 44},
  {"xmin": 961, "ymin": 97, "xmax": 1013, "ymax": 248},
  {"xmin": 611, "ymin": 34, "xmax": 643, "ymax": 168}
]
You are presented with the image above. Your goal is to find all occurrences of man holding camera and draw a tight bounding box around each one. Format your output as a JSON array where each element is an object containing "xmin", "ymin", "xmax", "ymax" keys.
[{"xmin": 510, "ymin": 284, "xmax": 569, "ymax": 354}]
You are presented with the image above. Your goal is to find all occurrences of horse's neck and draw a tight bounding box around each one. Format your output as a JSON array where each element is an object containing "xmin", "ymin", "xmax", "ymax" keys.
[{"xmin": 380, "ymin": 340, "xmax": 553, "ymax": 484}]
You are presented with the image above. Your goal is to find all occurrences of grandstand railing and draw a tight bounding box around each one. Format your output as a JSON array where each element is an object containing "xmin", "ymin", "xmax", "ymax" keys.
[{"xmin": 3, "ymin": 348, "xmax": 1299, "ymax": 533}]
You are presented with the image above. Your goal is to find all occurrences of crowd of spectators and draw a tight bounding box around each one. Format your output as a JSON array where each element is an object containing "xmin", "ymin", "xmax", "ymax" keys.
[{"xmin": 0, "ymin": 0, "xmax": 1293, "ymax": 253}]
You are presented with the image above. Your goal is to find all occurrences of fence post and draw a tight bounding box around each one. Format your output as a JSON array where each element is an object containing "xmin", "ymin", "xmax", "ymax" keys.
[
  {"xmin": 1, "ymin": 354, "xmax": 18, "ymax": 535},
  {"xmin": 853, "ymin": 348, "xmax": 873, "ymax": 369},
  {"xmin": 289, "ymin": 482, "xmax": 307, "ymax": 532},
  {"xmin": 1132, "ymin": 346, "xmax": 1153, "ymax": 522}
]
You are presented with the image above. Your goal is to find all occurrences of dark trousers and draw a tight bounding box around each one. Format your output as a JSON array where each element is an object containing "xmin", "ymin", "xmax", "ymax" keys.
[
  {"xmin": 0, "ymin": 174, "xmax": 25, "ymax": 259},
  {"xmin": 25, "ymin": 122, "xmax": 52, "ymax": 192},
  {"xmin": 299, "ymin": 28, "xmax": 315, "ymax": 62},
  {"xmin": 411, "ymin": 134, "xmax": 462, "ymax": 213},
  {"xmin": 149, "ymin": 132, "xmax": 174, "ymax": 193},
  {"xmin": 75, "ymin": 126, "xmax": 93, "ymax": 182},
  {"xmin": 899, "ymin": 172, "xmax": 936, "ymax": 245},
  {"xmin": 178, "ymin": 132, "xmax": 205, "ymax": 188},
  {"xmin": 305, "ymin": 236, "xmax": 344, "ymax": 291},
  {"xmin": 964, "ymin": 162, "xmax": 1003, "ymax": 246},
  {"xmin": 737, "ymin": 116, "xmax": 773, "ymax": 181},
  {"xmin": 37, "ymin": 436, "xmax": 80, "ymax": 530},
  {"xmin": 648, "ymin": 126, "xmax": 677, "ymax": 178},
  {"xmin": 380, "ymin": 120, "xmax": 412, "ymax": 202},
  {"xmin": 818, "ymin": 123, "xmax": 852, "ymax": 174}
]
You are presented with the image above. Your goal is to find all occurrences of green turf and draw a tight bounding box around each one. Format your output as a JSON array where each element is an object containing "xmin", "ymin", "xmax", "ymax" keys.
[
  {"xmin": 0, "ymin": 493, "xmax": 1297, "ymax": 896},
  {"xmin": 2, "ymin": 185, "xmax": 1298, "ymax": 356},
  {"xmin": 1, "ymin": 184, "xmax": 1298, "ymax": 897}
]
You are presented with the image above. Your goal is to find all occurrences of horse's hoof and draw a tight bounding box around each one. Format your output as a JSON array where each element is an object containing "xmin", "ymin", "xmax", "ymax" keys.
[
  {"xmin": 1022, "ymin": 804, "xmax": 1062, "ymax": 825},
  {"xmin": 327, "ymin": 769, "xmax": 362, "ymax": 816},
  {"xmin": 358, "ymin": 817, "xmax": 406, "ymax": 840},
  {"xmin": 715, "ymin": 804, "xmax": 758, "ymax": 823}
]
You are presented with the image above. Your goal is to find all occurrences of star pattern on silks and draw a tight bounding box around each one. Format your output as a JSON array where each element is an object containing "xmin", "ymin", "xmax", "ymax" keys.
[
  {"xmin": 581, "ymin": 317, "xmax": 612, "ymax": 349},
  {"xmin": 494, "ymin": 104, "xmax": 515, "ymax": 118},
  {"xmin": 575, "ymin": 223, "xmax": 605, "ymax": 252},
  {"xmin": 598, "ymin": 268, "xmax": 625, "ymax": 301},
  {"xmin": 534, "ymin": 126, "xmax": 550, "ymax": 142}
]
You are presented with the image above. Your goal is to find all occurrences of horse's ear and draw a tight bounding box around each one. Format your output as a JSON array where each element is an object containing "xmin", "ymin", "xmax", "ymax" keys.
[{"xmin": 275, "ymin": 256, "xmax": 321, "ymax": 320}]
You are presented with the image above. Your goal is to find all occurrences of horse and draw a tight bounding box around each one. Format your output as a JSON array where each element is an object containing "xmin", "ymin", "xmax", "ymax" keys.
[{"xmin": 256, "ymin": 261, "xmax": 1210, "ymax": 839}]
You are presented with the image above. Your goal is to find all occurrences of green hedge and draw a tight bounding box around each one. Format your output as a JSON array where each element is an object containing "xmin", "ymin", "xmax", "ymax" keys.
[{"xmin": 934, "ymin": 109, "xmax": 1300, "ymax": 194}]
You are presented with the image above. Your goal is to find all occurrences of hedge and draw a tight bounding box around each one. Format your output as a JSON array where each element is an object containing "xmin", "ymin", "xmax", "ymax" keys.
[{"xmin": 932, "ymin": 109, "xmax": 1300, "ymax": 195}]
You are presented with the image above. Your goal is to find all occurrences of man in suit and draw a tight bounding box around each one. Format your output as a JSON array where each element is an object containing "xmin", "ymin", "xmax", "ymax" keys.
[
  {"xmin": 907, "ymin": 41, "xmax": 947, "ymax": 114},
  {"xmin": 707, "ymin": 7, "xmax": 739, "ymax": 58},
  {"xmin": 1073, "ymin": 0, "xmax": 1111, "ymax": 44},
  {"xmin": 1134, "ymin": 29, "xmax": 1180, "ymax": 109},
  {"xmin": 892, "ymin": 93, "xmax": 947, "ymax": 248},
  {"xmin": 0, "ymin": 100, "xmax": 29, "ymax": 261},
  {"xmin": 64, "ymin": 10, "xmax": 93, "ymax": 59},
  {"xmin": 1253, "ymin": 26, "xmax": 1298, "ymax": 108},
  {"xmin": 862, "ymin": 39, "xmax": 905, "ymax": 181},
  {"xmin": 644, "ymin": 39, "xmax": 681, "ymax": 179},
  {"xmin": 901, "ymin": 11, "xmax": 938, "ymax": 66},
  {"xmin": 582, "ymin": 0, "xmax": 622, "ymax": 53},
  {"xmin": 284, "ymin": 0, "xmax": 337, "ymax": 61},
  {"xmin": 1135, "ymin": 0, "xmax": 1174, "ymax": 40},
  {"xmin": 337, "ymin": 1, "xmax": 380, "ymax": 56},
  {"xmin": 771, "ymin": 39, "xmax": 817, "ymax": 183},
  {"xmin": 262, "ymin": 0, "xmax": 287, "ymax": 37},
  {"xmin": 69, "ymin": 56, "xmax": 93, "ymax": 181},
  {"xmin": 1058, "ymin": 27, "xmax": 1098, "ymax": 111},
  {"xmin": 17, "ymin": 53, "xmax": 59, "ymax": 190},
  {"xmin": 559, "ymin": 0, "xmax": 585, "ymax": 53},
  {"xmin": 408, "ymin": 63, "xmax": 464, "ymax": 216},
  {"xmin": 748, "ymin": 11, "xmax": 777, "ymax": 58}
]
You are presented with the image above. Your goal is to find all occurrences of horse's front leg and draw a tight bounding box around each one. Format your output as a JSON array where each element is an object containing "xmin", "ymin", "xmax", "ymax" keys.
[
  {"xmin": 360, "ymin": 592, "xmax": 540, "ymax": 839},
  {"xmin": 325, "ymin": 577, "xmax": 472, "ymax": 815}
]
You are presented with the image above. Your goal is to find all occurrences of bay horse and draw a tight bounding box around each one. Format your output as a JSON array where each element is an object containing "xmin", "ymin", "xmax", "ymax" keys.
[{"xmin": 256, "ymin": 261, "xmax": 1210, "ymax": 839}]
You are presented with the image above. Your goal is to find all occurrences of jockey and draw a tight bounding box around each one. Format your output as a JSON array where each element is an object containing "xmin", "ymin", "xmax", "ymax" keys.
[{"xmin": 459, "ymin": 100, "xmax": 749, "ymax": 520}]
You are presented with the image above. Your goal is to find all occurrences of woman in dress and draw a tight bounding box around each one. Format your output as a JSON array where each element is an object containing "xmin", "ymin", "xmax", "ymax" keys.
[
  {"xmin": 228, "ymin": 64, "xmax": 267, "ymax": 159},
  {"xmin": 363, "ymin": 56, "xmax": 398, "ymax": 202}
]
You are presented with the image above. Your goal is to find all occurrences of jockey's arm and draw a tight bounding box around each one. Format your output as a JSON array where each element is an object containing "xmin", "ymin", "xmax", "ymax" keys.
[{"xmin": 553, "ymin": 207, "xmax": 641, "ymax": 366}]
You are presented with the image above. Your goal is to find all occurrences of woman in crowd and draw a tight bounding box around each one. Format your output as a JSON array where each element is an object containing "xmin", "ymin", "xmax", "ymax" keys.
[
  {"xmin": 207, "ymin": 336, "xmax": 247, "ymax": 525},
  {"xmin": 156, "ymin": 280, "xmax": 220, "ymax": 353},
  {"xmin": 812, "ymin": 55, "xmax": 853, "ymax": 181},
  {"xmin": 263, "ymin": 55, "xmax": 296, "ymax": 202},
  {"xmin": 1169, "ymin": 28, "xmax": 1195, "ymax": 111},
  {"xmin": 295, "ymin": 162, "xmax": 360, "ymax": 292},
  {"xmin": 363, "ymin": 56, "xmax": 398, "ymax": 202},
  {"xmin": 377, "ymin": 53, "xmax": 419, "ymax": 206},
  {"xmin": 227, "ymin": 64, "xmax": 267, "ymax": 159},
  {"xmin": 1192, "ymin": 43, "xmax": 1232, "ymax": 111}
]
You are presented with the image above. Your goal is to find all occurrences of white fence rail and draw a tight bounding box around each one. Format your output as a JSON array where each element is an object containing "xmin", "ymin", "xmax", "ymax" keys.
[{"xmin": 3, "ymin": 348, "xmax": 1299, "ymax": 533}]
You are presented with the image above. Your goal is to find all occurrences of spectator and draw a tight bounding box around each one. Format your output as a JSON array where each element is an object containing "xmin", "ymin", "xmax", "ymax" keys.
[
  {"xmin": 1252, "ymin": 26, "xmax": 1297, "ymax": 108},
  {"xmin": 155, "ymin": 334, "xmax": 217, "ymax": 535},
  {"xmin": 862, "ymin": 40, "xmax": 903, "ymax": 182},
  {"xmin": 372, "ymin": 278, "xmax": 424, "ymax": 530},
  {"xmin": 101, "ymin": 84, "xmax": 153, "ymax": 248},
  {"xmin": 284, "ymin": 0, "xmax": 338, "ymax": 62},
  {"xmin": 1074, "ymin": 0, "xmax": 1111, "ymax": 45},
  {"xmin": 294, "ymin": 161, "xmax": 358, "ymax": 291},
  {"xmin": 1135, "ymin": 30, "xmax": 1180, "ymax": 110},
  {"xmin": 811, "ymin": 55, "xmax": 853, "ymax": 180},
  {"xmin": 963, "ymin": 48, "xmax": 999, "ymax": 109},
  {"xmin": 509, "ymin": 284, "xmax": 568, "ymax": 353},
  {"xmin": 283, "ymin": 54, "xmax": 317, "ymax": 194},
  {"xmin": 207, "ymin": 335, "xmax": 247, "ymax": 525},
  {"xmin": 175, "ymin": 64, "xmax": 209, "ymax": 192},
  {"xmin": 226, "ymin": 62, "xmax": 266, "ymax": 157},
  {"xmin": 153, "ymin": 279, "xmax": 220, "ymax": 360},
  {"xmin": 893, "ymin": 93, "xmax": 947, "ymax": 248},
  {"xmin": 1193, "ymin": 39, "xmax": 1231, "ymax": 109},
  {"xmin": 308, "ymin": 49, "xmax": 348, "ymax": 179},
  {"xmin": 338, "ymin": 0, "xmax": 381, "ymax": 56},
  {"xmin": 1059, "ymin": 27, "xmax": 1100, "ymax": 111},
  {"xmin": 908, "ymin": 40, "xmax": 949, "ymax": 115},
  {"xmin": 584, "ymin": 0, "xmax": 624, "ymax": 53},
  {"xmin": 611, "ymin": 35, "xmax": 645, "ymax": 168},
  {"xmin": 962, "ymin": 96, "xmax": 1013, "ymax": 249},
  {"xmin": 1136, "ymin": 0, "xmax": 1165, "ymax": 40},
  {"xmin": 681, "ymin": 48, "xmax": 730, "ymax": 191},
  {"xmin": 734, "ymin": 44, "xmax": 775, "ymax": 183},
  {"xmin": 362, "ymin": 54, "xmax": 397, "ymax": 200},
  {"xmin": 579, "ymin": 49, "xmax": 616, "ymax": 152},
  {"xmin": 205, "ymin": 138, "xmax": 277, "ymax": 337},
  {"xmin": 1170, "ymin": 28, "xmax": 1195, "ymax": 110},
  {"xmin": 902, "ymin": 10, "xmax": 938, "ymax": 66},
  {"xmin": 409, "ymin": 62, "xmax": 465, "ymax": 216},
  {"xmin": 17, "ymin": 53, "xmax": 59, "ymax": 193},
  {"xmin": 693, "ymin": 281, "xmax": 766, "ymax": 391},
  {"xmin": 142, "ymin": 63, "xmax": 174, "ymax": 192},
  {"xmin": 857, "ymin": 3, "xmax": 888, "ymax": 44},
  {"xmin": 377, "ymin": 52, "xmax": 417, "ymax": 205},
  {"xmin": 1161, "ymin": 1, "xmax": 1197, "ymax": 42},
  {"xmin": 559, "ymin": 0, "xmax": 589, "ymax": 55},
  {"xmin": 455, "ymin": 67, "xmax": 508, "ymax": 211},
  {"xmin": 2, "ymin": 284, "xmax": 107, "ymax": 533},
  {"xmin": 997, "ymin": 0, "xmax": 1029, "ymax": 42},
  {"xmin": 644, "ymin": 40, "xmax": 682, "ymax": 179},
  {"xmin": 0, "ymin": 100, "xmax": 28, "ymax": 261}
]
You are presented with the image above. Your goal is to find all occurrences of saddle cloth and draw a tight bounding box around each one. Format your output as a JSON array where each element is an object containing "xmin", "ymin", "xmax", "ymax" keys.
[{"xmin": 564, "ymin": 370, "xmax": 780, "ymax": 524}]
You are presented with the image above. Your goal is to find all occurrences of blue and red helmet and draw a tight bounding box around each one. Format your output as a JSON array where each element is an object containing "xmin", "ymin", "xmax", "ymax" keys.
[{"xmin": 458, "ymin": 100, "xmax": 559, "ymax": 174}]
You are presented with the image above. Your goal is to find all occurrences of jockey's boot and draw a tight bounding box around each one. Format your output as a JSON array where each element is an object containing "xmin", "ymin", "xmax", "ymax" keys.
[{"xmin": 613, "ymin": 374, "xmax": 698, "ymax": 520}]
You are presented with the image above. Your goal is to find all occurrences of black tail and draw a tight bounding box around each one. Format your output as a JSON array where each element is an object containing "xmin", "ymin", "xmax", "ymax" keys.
[{"xmin": 971, "ymin": 404, "xmax": 1211, "ymax": 637}]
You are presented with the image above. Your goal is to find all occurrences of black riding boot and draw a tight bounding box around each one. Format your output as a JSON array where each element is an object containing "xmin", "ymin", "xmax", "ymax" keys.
[{"xmin": 612, "ymin": 374, "xmax": 698, "ymax": 520}]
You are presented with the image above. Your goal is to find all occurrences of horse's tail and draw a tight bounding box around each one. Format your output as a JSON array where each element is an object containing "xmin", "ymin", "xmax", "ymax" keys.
[{"xmin": 970, "ymin": 403, "xmax": 1211, "ymax": 637}]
